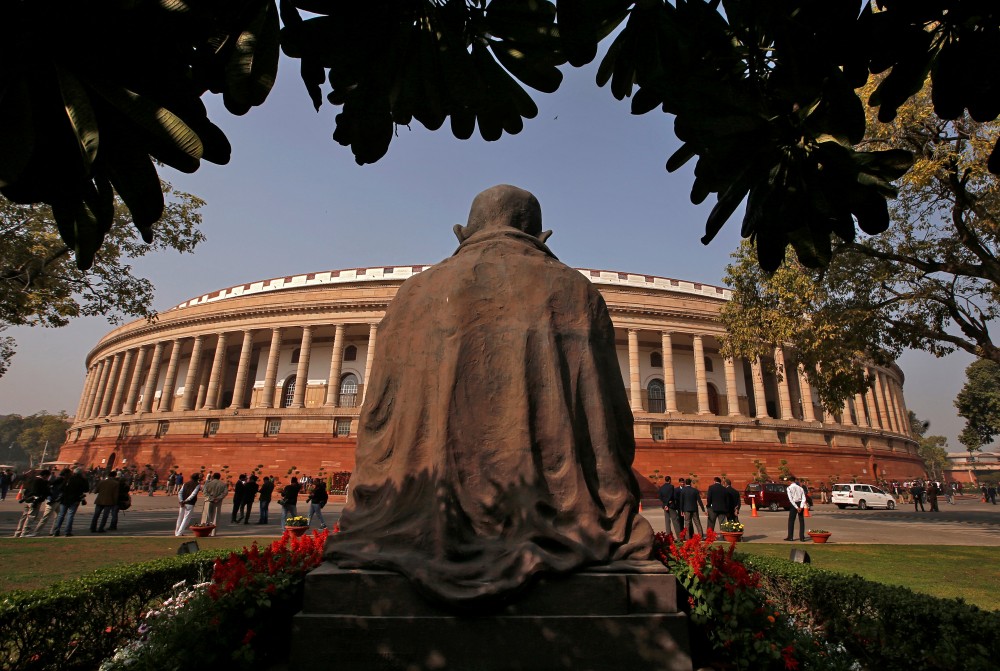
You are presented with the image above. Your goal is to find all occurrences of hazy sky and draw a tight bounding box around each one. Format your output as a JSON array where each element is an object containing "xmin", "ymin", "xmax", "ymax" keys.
[{"xmin": 0, "ymin": 55, "xmax": 975, "ymax": 452}]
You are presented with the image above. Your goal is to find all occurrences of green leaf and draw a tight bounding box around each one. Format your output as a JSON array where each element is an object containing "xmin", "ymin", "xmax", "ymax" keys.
[{"xmin": 55, "ymin": 66, "xmax": 99, "ymax": 169}]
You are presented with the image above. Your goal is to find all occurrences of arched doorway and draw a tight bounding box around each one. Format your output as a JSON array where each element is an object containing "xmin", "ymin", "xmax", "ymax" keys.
[
  {"xmin": 340, "ymin": 373, "xmax": 359, "ymax": 408},
  {"xmin": 707, "ymin": 383, "xmax": 720, "ymax": 415},
  {"xmin": 647, "ymin": 379, "xmax": 665, "ymax": 413},
  {"xmin": 106, "ymin": 452, "xmax": 117, "ymax": 472}
]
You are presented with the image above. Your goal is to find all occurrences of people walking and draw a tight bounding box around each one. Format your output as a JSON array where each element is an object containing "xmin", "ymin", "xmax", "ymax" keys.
[
  {"xmin": 240, "ymin": 475, "xmax": 259, "ymax": 525},
  {"xmin": 911, "ymin": 481, "xmax": 926, "ymax": 512},
  {"xmin": 175, "ymin": 473, "xmax": 202, "ymax": 536},
  {"xmin": 784, "ymin": 475, "xmax": 806, "ymax": 542},
  {"xmin": 280, "ymin": 476, "xmax": 302, "ymax": 529},
  {"xmin": 927, "ymin": 481, "xmax": 940, "ymax": 512},
  {"xmin": 307, "ymin": 481, "xmax": 329, "ymax": 529},
  {"xmin": 52, "ymin": 467, "xmax": 89, "ymax": 537},
  {"xmin": 231, "ymin": 474, "xmax": 247, "ymax": 523},
  {"xmin": 257, "ymin": 476, "xmax": 274, "ymax": 524},
  {"xmin": 31, "ymin": 468, "xmax": 68, "ymax": 537},
  {"xmin": 679, "ymin": 478, "xmax": 705, "ymax": 537},
  {"xmin": 13, "ymin": 469, "xmax": 51, "ymax": 537},
  {"xmin": 705, "ymin": 477, "xmax": 728, "ymax": 532},
  {"xmin": 657, "ymin": 476, "xmax": 682, "ymax": 537},
  {"xmin": 89, "ymin": 471, "xmax": 122, "ymax": 533}
]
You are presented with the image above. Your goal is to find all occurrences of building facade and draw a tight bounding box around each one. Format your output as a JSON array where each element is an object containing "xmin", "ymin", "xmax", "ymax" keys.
[{"xmin": 58, "ymin": 266, "xmax": 924, "ymax": 489}]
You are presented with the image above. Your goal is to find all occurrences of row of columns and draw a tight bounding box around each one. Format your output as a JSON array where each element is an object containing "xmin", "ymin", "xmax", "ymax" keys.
[
  {"xmin": 623, "ymin": 329, "xmax": 910, "ymax": 436},
  {"xmin": 75, "ymin": 323, "xmax": 379, "ymax": 422}
]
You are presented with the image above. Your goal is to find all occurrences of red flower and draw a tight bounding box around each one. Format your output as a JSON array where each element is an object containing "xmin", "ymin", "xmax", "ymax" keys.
[{"xmin": 243, "ymin": 629, "xmax": 256, "ymax": 644}]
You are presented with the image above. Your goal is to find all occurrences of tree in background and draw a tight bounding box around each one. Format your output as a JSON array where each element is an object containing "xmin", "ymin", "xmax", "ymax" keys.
[
  {"xmin": 0, "ymin": 412, "xmax": 72, "ymax": 467},
  {"xmin": 955, "ymin": 358, "xmax": 1000, "ymax": 459},
  {"xmin": 0, "ymin": 182, "xmax": 205, "ymax": 377},
  {"xmin": 909, "ymin": 410, "xmax": 949, "ymax": 481},
  {"xmin": 721, "ymin": 75, "xmax": 1000, "ymax": 409},
  {"xmin": 2, "ymin": 2, "xmax": 999, "ymax": 276}
]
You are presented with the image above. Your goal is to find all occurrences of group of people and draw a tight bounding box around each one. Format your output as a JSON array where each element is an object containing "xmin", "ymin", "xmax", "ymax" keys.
[
  {"xmin": 657, "ymin": 475, "xmax": 742, "ymax": 538},
  {"xmin": 174, "ymin": 472, "xmax": 332, "ymax": 536},
  {"xmin": 12, "ymin": 468, "xmax": 126, "ymax": 537}
]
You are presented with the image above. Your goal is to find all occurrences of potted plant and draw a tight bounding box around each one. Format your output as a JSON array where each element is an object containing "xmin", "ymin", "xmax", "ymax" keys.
[
  {"xmin": 284, "ymin": 516, "xmax": 310, "ymax": 536},
  {"xmin": 189, "ymin": 523, "xmax": 216, "ymax": 538},
  {"xmin": 719, "ymin": 520, "xmax": 745, "ymax": 543},
  {"xmin": 807, "ymin": 529, "xmax": 832, "ymax": 543}
]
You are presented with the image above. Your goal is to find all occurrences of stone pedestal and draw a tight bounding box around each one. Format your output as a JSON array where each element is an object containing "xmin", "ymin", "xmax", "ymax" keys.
[{"xmin": 292, "ymin": 560, "xmax": 692, "ymax": 671}]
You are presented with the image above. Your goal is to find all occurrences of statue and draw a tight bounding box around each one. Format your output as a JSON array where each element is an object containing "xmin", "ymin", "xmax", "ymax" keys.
[{"xmin": 325, "ymin": 185, "xmax": 654, "ymax": 609}]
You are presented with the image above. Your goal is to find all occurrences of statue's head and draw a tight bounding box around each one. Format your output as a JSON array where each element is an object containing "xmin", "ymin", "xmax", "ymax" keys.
[{"xmin": 454, "ymin": 185, "xmax": 552, "ymax": 243}]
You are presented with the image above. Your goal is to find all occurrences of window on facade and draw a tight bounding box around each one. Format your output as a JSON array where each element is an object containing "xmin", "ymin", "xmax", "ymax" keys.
[
  {"xmin": 281, "ymin": 376, "xmax": 296, "ymax": 408},
  {"xmin": 156, "ymin": 421, "xmax": 169, "ymax": 438},
  {"xmin": 92, "ymin": 427, "xmax": 101, "ymax": 440},
  {"xmin": 824, "ymin": 433, "xmax": 834, "ymax": 447},
  {"xmin": 650, "ymin": 351, "xmax": 663, "ymax": 368},
  {"xmin": 340, "ymin": 373, "xmax": 359, "ymax": 408},
  {"xmin": 205, "ymin": 420, "xmax": 220, "ymax": 437},
  {"xmin": 335, "ymin": 418, "xmax": 352, "ymax": 437},
  {"xmin": 777, "ymin": 430, "xmax": 787, "ymax": 445},
  {"xmin": 265, "ymin": 418, "xmax": 281, "ymax": 436},
  {"xmin": 647, "ymin": 379, "xmax": 665, "ymax": 413},
  {"xmin": 290, "ymin": 348, "xmax": 301, "ymax": 364},
  {"xmin": 719, "ymin": 428, "xmax": 732, "ymax": 443},
  {"xmin": 704, "ymin": 357, "xmax": 714, "ymax": 372},
  {"xmin": 344, "ymin": 345, "xmax": 358, "ymax": 361},
  {"xmin": 118, "ymin": 424, "xmax": 129, "ymax": 439}
]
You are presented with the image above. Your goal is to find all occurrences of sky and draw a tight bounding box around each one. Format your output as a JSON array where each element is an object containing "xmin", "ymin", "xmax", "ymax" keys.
[{"xmin": 0, "ymin": 54, "xmax": 977, "ymax": 452}]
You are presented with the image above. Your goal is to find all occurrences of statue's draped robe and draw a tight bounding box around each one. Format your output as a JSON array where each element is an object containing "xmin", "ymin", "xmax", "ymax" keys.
[{"xmin": 325, "ymin": 228, "xmax": 653, "ymax": 607}]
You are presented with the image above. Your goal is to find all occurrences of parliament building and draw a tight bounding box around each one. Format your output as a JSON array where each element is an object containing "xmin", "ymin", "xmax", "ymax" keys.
[{"xmin": 58, "ymin": 265, "xmax": 925, "ymax": 489}]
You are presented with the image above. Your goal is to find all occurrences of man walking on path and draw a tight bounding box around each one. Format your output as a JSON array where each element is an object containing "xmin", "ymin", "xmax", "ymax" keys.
[
  {"xmin": 52, "ymin": 467, "xmax": 89, "ymax": 536},
  {"xmin": 657, "ymin": 476, "xmax": 682, "ymax": 537},
  {"xmin": 724, "ymin": 478, "xmax": 741, "ymax": 522},
  {"xmin": 911, "ymin": 481, "xmax": 926, "ymax": 512},
  {"xmin": 240, "ymin": 475, "xmax": 259, "ymax": 525},
  {"xmin": 784, "ymin": 476, "xmax": 806, "ymax": 542},
  {"xmin": 705, "ymin": 476, "xmax": 728, "ymax": 532},
  {"xmin": 175, "ymin": 473, "xmax": 202, "ymax": 536},
  {"xmin": 231, "ymin": 474, "xmax": 246, "ymax": 523},
  {"xmin": 679, "ymin": 478, "xmax": 705, "ymax": 537},
  {"xmin": 13, "ymin": 469, "xmax": 50, "ymax": 537},
  {"xmin": 90, "ymin": 471, "xmax": 121, "ymax": 534},
  {"xmin": 257, "ymin": 476, "xmax": 274, "ymax": 524}
]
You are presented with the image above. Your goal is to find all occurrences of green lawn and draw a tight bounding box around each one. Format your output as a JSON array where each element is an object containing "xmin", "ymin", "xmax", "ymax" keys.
[
  {"xmin": 735, "ymin": 544, "xmax": 1000, "ymax": 611},
  {"xmin": 2, "ymin": 539, "xmax": 997, "ymax": 612}
]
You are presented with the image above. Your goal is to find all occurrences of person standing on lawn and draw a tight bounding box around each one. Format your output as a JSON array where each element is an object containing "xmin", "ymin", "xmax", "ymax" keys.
[
  {"xmin": 175, "ymin": 473, "xmax": 202, "ymax": 536},
  {"xmin": 13, "ymin": 469, "xmax": 50, "ymax": 537},
  {"xmin": 200, "ymin": 472, "xmax": 228, "ymax": 535},
  {"xmin": 257, "ymin": 476, "xmax": 275, "ymax": 524},
  {"xmin": 52, "ymin": 467, "xmax": 89, "ymax": 536},
  {"xmin": 784, "ymin": 475, "xmax": 807, "ymax": 542}
]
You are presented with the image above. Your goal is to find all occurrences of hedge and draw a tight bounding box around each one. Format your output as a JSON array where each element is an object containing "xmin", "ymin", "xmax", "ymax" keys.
[
  {"xmin": 739, "ymin": 553, "xmax": 1000, "ymax": 671},
  {"xmin": 0, "ymin": 550, "xmax": 225, "ymax": 671}
]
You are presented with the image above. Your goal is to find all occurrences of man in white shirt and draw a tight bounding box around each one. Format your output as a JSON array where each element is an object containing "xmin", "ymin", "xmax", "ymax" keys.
[{"xmin": 784, "ymin": 476, "xmax": 807, "ymax": 542}]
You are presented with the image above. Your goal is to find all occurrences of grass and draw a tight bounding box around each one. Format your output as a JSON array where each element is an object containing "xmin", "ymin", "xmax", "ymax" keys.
[
  {"xmin": 2, "ymin": 539, "xmax": 998, "ymax": 612},
  {"xmin": 735, "ymin": 543, "xmax": 1000, "ymax": 611}
]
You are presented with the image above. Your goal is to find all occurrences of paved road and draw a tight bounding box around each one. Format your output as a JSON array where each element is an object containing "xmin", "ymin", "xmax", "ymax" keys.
[{"xmin": 2, "ymin": 492, "xmax": 999, "ymax": 545}]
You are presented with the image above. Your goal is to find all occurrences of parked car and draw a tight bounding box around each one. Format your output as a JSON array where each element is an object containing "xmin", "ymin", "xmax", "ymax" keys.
[
  {"xmin": 743, "ymin": 482, "xmax": 791, "ymax": 511},
  {"xmin": 831, "ymin": 483, "xmax": 897, "ymax": 510}
]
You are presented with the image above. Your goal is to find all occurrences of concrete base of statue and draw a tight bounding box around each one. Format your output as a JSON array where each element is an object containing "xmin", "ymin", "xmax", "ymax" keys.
[{"xmin": 291, "ymin": 560, "xmax": 692, "ymax": 671}]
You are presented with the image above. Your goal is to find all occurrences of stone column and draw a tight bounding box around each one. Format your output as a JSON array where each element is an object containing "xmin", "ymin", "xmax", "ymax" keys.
[
  {"xmin": 891, "ymin": 379, "xmax": 907, "ymax": 434},
  {"xmin": 109, "ymin": 349, "xmax": 135, "ymax": 416},
  {"xmin": 158, "ymin": 339, "xmax": 184, "ymax": 412},
  {"xmin": 864, "ymin": 378, "xmax": 882, "ymax": 428},
  {"xmin": 87, "ymin": 359, "xmax": 110, "ymax": 418},
  {"xmin": 122, "ymin": 346, "xmax": 149, "ymax": 414},
  {"xmin": 855, "ymin": 392, "xmax": 869, "ymax": 427},
  {"xmin": 693, "ymin": 335, "xmax": 710, "ymax": 415},
  {"xmin": 181, "ymin": 335, "xmax": 205, "ymax": 411},
  {"xmin": 871, "ymin": 370, "xmax": 890, "ymax": 431},
  {"xmin": 229, "ymin": 331, "xmax": 255, "ymax": 409},
  {"xmin": 895, "ymin": 381, "xmax": 911, "ymax": 436},
  {"xmin": 99, "ymin": 353, "xmax": 124, "ymax": 417},
  {"xmin": 325, "ymin": 324, "xmax": 346, "ymax": 407},
  {"xmin": 797, "ymin": 363, "xmax": 816, "ymax": 422},
  {"xmin": 661, "ymin": 331, "xmax": 677, "ymax": 413},
  {"xmin": 141, "ymin": 341, "xmax": 165, "ymax": 413},
  {"xmin": 260, "ymin": 328, "xmax": 283, "ymax": 408},
  {"xmin": 628, "ymin": 329, "xmax": 642, "ymax": 412},
  {"xmin": 75, "ymin": 367, "xmax": 96, "ymax": 420},
  {"xmin": 751, "ymin": 359, "xmax": 767, "ymax": 418},
  {"xmin": 773, "ymin": 346, "xmax": 793, "ymax": 420},
  {"xmin": 204, "ymin": 332, "xmax": 229, "ymax": 410},
  {"xmin": 290, "ymin": 326, "xmax": 314, "ymax": 408},
  {"xmin": 194, "ymin": 353, "xmax": 212, "ymax": 409},
  {"xmin": 842, "ymin": 398, "xmax": 855, "ymax": 425},
  {"xmin": 724, "ymin": 357, "xmax": 741, "ymax": 416},
  {"xmin": 361, "ymin": 323, "xmax": 378, "ymax": 403}
]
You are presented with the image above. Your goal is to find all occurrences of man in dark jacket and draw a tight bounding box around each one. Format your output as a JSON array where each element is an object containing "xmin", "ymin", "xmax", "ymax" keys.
[
  {"xmin": 231, "ymin": 474, "xmax": 247, "ymax": 523},
  {"xmin": 657, "ymin": 476, "xmax": 682, "ymax": 537},
  {"xmin": 705, "ymin": 476, "xmax": 729, "ymax": 532},
  {"xmin": 90, "ymin": 471, "xmax": 121, "ymax": 533},
  {"xmin": 679, "ymin": 478, "xmax": 705, "ymax": 536},
  {"xmin": 53, "ymin": 467, "xmax": 89, "ymax": 536},
  {"xmin": 14, "ymin": 469, "xmax": 50, "ymax": 537},
  {"xmin": 257, "ymin": 476, "xmax": 274, "ymax": 524},
  {"xmin": 31, "ymin": 468, "xmax": 68, "ymax": 536},
  {"xmin": 724, "ymin": 478, "xmax": 741, "ymax": 522},
  {"xmin": 241, "ymin": 475, "xmax": 259, "ymax": 525}
]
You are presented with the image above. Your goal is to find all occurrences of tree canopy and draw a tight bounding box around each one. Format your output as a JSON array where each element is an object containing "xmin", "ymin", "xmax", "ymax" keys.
[
  {"xmin": 955, "ymin": 358, "xmax": 1000, "ymax": 452},
  {"xmin": 720, "ymin": 75, "xmax": 1000, "ymax": 409},
  {"xmin": 0, "ymin": 412, "xmax": 72, "ymax": 467},
  {"xmin": 0, "ymin": 182, "xmax": 205, "ymax": 377},
  {"xmin": 2, "ymin": 1, "xmax": 999, "ymax": 274}
]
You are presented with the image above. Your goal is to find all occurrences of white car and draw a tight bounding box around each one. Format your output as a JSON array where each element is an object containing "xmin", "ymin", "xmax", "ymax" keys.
[{"xmin": 831, "ymin": 483, "xmax": 897, "ymax": 510}]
